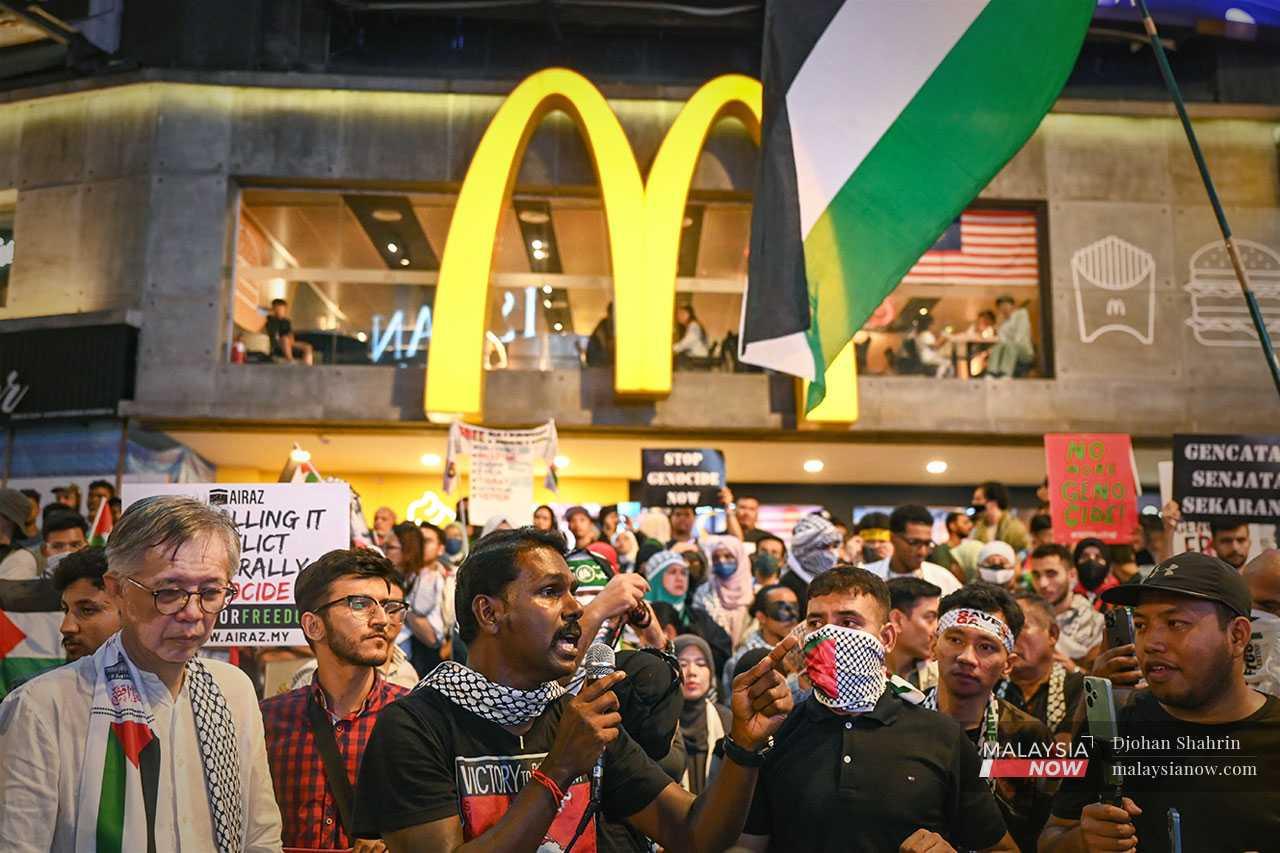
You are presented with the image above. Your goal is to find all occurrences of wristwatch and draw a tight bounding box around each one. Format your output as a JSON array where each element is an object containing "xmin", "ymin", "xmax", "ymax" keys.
[{"xmin": 722, "ymin": 734, "xmax": 774, "ymax": 767}]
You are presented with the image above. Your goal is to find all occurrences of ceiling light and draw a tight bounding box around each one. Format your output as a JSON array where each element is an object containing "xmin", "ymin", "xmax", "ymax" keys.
[
  {"xmin": 386, "ymin": 242, "xmax": 399, "ymax": 253},
  {"xmin": 554, "ymin": 455, "xmax": 570, "ymax": 469},
  {"xmin": 399, "ymin": 258, "xmax": 410, "ymax": 267},
  {"xmin": 532, "ymin": 248, "xmax": 548, "ymax": 261},
  {"xmin": 803, "ymin": 459, "xmax": 824, "ymax": 474},
  {"xmin": 531, "ymin": 239, "xmax": 545, "ymax": 250},
  {"xmin": 420, "ymin": 452, "xmax": 442, "ymax": 467},
  {"xmin": 543, "ymin": 299, "xmax": 552, "ymax": 309},
  {"xmin": 542, "ymin": 285, "xmax": 553, "ymax": 294},
  {"xmin": 289, "ymin": 447, "xmax": 311, "ymax": 463},
  {"xmin": 926, "ymin": 460, "xmax": 948, "ymax": 475},
  {"xmin": 682, "ymin": 216, "xmax": 694, "ymax": 228},
  {"xmin": 372, "ymin": 209, "xmax": 403, "ymax": 222},
  {"xmin": 355, "ymin": 331, "xmax": 368, "ymax": 343},
  {"xmin": 518, "ymin": 209, "xmax": 551, "ymax": 225},
  {"xmin": 918, "ymin": 308, "xmax": 928, "ymax": 315},
  {"xmin": 553, "ymin": 322, "xmax": 563, "ymax": 332}
]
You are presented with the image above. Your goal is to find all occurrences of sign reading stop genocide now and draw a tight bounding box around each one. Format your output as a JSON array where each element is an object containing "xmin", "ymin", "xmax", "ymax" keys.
[
  {"xmin": 1044, "ymin": 433, "xmax": 1139, "ymax": 543},
  {"xmin": 122, "ymin": 482, "xmax": 350, "ymax": 646},
  {"xmin": 641, "ymin": 449, "xmax": 726, "ymax": 508}
]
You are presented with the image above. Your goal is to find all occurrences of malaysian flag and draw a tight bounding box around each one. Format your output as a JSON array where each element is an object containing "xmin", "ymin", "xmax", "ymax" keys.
[{"xmin": 902, "ymin": 209, "xmax": 1040, "ymax": 286}]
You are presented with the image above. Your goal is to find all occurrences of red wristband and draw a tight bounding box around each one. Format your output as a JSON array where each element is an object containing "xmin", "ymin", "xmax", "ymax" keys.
[{"xmin": 530, "ymin": 769, "xmax": 567, "ymax": 808}]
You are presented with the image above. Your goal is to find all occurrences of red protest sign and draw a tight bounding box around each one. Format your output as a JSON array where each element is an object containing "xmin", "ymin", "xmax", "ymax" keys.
[{"xmin": 1045, "ymin": 433, "xmax": 1139, "ymax": 543}]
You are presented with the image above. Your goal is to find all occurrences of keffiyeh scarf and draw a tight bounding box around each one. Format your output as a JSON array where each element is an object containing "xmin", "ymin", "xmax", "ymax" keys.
[
  {"xmin": 420, "ymin": 660, "xmax": 566, "ymax": 728},
  {"xmin": 76, "ymin": 633, "xmax": 242, "ymax": 853},
  {"xmin": 997, "ymin": 664, "xmax": 1068, "ymax": 731},
  {"xmin": 802, "ymin": 624, "xmax": 887, "ymax": 714}
]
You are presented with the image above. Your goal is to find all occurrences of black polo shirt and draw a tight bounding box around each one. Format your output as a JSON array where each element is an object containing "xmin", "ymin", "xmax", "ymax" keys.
[{"xmin": 743, "ymin": 689, "xmax": 1007, "ymax": 852}]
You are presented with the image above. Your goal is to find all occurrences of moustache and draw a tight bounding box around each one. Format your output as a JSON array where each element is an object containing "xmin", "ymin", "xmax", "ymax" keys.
[{"xmin": 553, "ymin": 624, "xmax": 582, "ymax": 644}]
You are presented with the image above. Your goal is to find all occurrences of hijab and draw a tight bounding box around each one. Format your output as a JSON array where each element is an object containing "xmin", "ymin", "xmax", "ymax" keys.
[
  {"xmin": 644, "ymin": 550, "xmax": 689, "ymax": 614},
  {"xmin": 696, "ymin": 536, "xmax": 753, "ymax": 641}
]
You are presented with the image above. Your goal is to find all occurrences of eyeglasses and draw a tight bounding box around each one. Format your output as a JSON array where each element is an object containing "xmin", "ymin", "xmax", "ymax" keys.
[
  {"xmin": 314, "ymin": 594, "xmax": 408, "ymax": 621},
  {"xmin": 895, "ymin": 534, "xmax": 935, "ymax": 550},
  {"xmin": 125, "ymin": 576, "xmax": 237, "ymax": 615}
]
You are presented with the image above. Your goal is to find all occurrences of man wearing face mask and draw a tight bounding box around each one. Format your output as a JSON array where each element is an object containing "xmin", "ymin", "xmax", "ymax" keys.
[
  {"xmin": 925, "ymin": 583, "xmax": 1055, "ymax": 853},
  {"xmin": 865, "ymin": 504, "xmax": 962, "ymax": 596},
  {"xmin": 1072, "ymin": 537, "xmax": 1117, "ymax": 611},
  {"xmin": 1243, "ymin": 549, "xmax": 1280, "ymax": 695},
  {"xmin": 971, "ymin": 481, "xmax": 1029, "ymax": 554},
  {"xmin": 736, "ymin": 565, "xmax": 1016, "ymax": 853},
  {"xmin": 1030, "ymin": 543, "xmax": 1103, "ymax": 667},
  {"xmin": 778, "ymin": 513, "xmax": 843, "ymax": 614},
  {"xmin": 976, "ymin": 540, "xmax": 1021, "ymax": 591},
  {"xmin": 724, "ymin": 584, "xmax": 800, "ymax": 698}
]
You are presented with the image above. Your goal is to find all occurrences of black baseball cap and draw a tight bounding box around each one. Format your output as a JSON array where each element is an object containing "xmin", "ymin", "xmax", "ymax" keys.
[{"xmin": 1100, "ymin": 552, "xmax": 1251, "ymax": 618}]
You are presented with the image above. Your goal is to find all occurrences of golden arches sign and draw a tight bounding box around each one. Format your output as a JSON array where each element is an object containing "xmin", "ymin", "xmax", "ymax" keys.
[{"xmin": 425, "ymin": 67, "xmax": 857, "ymax": 424}]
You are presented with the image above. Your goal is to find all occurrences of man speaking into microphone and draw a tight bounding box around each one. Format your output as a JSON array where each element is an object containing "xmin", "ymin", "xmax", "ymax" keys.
[{"xmin": 352, "ymin": 527, "xmax": 796, "ymax": 852}]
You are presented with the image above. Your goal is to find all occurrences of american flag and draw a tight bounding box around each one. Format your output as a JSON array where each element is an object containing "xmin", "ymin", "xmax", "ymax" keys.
[{"xmin": 901, "ymin": 209, "xmax": 1040, "ymax": 286}]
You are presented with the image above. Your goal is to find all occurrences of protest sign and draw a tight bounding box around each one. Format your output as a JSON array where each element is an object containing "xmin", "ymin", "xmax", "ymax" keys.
[
  {"xmin": 641, "ymin": 449, "xmax": 726, "ymax": 508},
  {"xmin": 1044, "ymin": 433, "xmax": 1139, "ymax": 543},
  {"xmin": 443, "ymin": 420, "xmax": 559, "ymax": 524},
  {"xmin": 1173, "ymin": 434, "xmax": 1280, "ymax": 523},
  {"xmin": 122, "ymin": 482, "xmax": 350, "ymax": 646}
]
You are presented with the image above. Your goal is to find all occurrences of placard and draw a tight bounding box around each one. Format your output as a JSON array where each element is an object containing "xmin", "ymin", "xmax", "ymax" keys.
[
  {"xmin": 1173, "ymin": 434, "xmax": 1280, "ymax": 523},
  {"xmin": 1044, "ymin": 433, "xmax": 1139, "ymax": 543},
  {"xmin": 641, "ymin": 449, "xmax": 726, "ymax": 508},
  {"xmin": 122, "ymin": 482, "xmax": 350, "ymax": 646},
  {"xmin": 443, "ymin": 420, "xmax": 558, "ymax": 525}
]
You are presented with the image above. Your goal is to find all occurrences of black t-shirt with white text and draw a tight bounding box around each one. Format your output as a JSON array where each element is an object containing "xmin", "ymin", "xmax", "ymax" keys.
[
  {"xmin": 1052, "ymin": 691, "xmax": 1280, "ymax": 853},
  {"xmin": 352, "ymin": 685, "xmax": 672, "ymax": 852}
]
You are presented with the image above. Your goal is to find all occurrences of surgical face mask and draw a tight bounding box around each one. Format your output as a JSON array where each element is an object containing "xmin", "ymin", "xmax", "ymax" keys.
[
  {"xmin": 712, "ymin": 558, "xmax": 738, "ymax": 578},
  {"xmin": 801, "ymin": 624, "xmax": 887, "ymax": 714},
  {"xmin": 1076, "ymin": 559, "xmax": 1109, "ymax": 591},
  {"xmin": 979, "ymin": 565, "xmax": 1016, "ymax": 585},
  {"xmin": 804, "ymin": 547, "xmax": 841, "ymax": 578},
  {"xmin": 969, "ymin": 504, "xmax": 987, "ymax": 519},
  {"xmin": 444, "ymin": 537, "xmax": 464, "ymax": 557}
]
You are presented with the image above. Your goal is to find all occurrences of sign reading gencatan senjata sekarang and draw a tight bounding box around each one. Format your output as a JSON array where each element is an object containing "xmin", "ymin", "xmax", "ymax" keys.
[
  {"xmin": 121, "ymin": 482, "xmax": 350, "ymax": 646},
  {"xmin": 1173, "ymin": 434, "xmax": 1280, "ymax": 522}
]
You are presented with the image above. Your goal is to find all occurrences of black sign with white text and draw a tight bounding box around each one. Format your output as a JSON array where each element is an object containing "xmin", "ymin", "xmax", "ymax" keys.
[
  {"xmin": 1173, "ymin": 434, "xmax": 1280, "ymax": 522},
  {"xmin": 0, "ymin": 324, "xmax": 137, "ymax": 421},
  {"xmin": 641, "ymin": 449, "xmax": 726, "ymax": 508}
]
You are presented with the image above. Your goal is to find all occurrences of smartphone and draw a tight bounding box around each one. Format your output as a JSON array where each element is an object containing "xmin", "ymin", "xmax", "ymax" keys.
[
  {"xmin": 1168, "ymin": 808, "xmax": 1182, "ymax": 853},
  {"xmin": 1084, "ymin": 676, "xmax": 1123, "ymax": 804},
  {"xmin": 1105, "ymin": 607, "xmax": 1135, "ymax": 649}
]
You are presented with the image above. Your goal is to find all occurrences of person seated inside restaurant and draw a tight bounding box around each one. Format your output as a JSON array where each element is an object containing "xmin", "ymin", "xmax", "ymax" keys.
[
  {"xmin": 673, "ymin": 302, "xmax": 710, "ymax": 363},
  {"xmin": 265, "ymin": 298, "xmax": 314, "ymax": 365}
]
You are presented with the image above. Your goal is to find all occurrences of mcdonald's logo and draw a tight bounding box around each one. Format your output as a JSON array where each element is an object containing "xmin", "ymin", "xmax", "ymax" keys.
[{"xmin": 424, "ymin": 68, "xmax": 762, "ymax": 419}]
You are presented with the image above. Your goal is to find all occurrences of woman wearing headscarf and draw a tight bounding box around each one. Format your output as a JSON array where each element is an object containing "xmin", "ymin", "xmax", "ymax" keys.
[
  {"xmin": 675, "ymin": 634, "xmax": 731, "ymax": 795},
  {"xmin": 694, "ymin": 535, "xmax": 753, "ymax": 647},
  {"xmin": 479, "ymin": 514, "xmax": 513, "ymax": 540},
  {"xmin": 644, "ymin": 550, "xmax": 733, "ymax": 680}
]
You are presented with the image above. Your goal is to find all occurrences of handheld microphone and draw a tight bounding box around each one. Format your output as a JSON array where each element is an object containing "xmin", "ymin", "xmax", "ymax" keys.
[{"xmin": 583, "ymin": 641, "xmax": 617, "ymax": 808}]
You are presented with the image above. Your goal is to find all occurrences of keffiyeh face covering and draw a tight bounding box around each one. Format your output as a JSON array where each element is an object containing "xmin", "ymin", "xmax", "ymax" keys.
[
  {"xmin": 801, "ymin": 624, "xmax": 887, "ymax": 714},
  {"xmin": 420, "ymin": 661, "xmax": 566, "ymax": 728},
  {"xmin": 935, "ymin": 607, "xmax": 1015, "ymax": 653}
]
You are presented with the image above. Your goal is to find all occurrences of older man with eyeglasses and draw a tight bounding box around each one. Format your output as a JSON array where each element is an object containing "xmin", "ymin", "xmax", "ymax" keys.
[
  {"xmin": 0, "ymin": 494, "xmax": 283, "ymax": 853},
  {"xmin": 260, "ymin": 548, "xmax": 412, "ymax": 852}
]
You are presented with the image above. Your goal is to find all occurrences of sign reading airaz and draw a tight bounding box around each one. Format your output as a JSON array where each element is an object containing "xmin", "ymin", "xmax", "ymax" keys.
[{"xmin": 641, "ymin": 449, "xmax": 726, "ymax": 508}]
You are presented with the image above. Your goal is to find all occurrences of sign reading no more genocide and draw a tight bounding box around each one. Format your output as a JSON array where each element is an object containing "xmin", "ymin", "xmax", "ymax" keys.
[
  {"xmin": 1044, "ymin": 433, "xmax": 1139, "ymax": 543},
  {"xmin": 1173, "ymin": 434, "xmax": 1280, "ymax": 523},
  {"xmin": 121, "ymin": 482, "xmax": 350, "ymax": 646},
  {"xmin": 641, "ymin": 449, "xmax": 726, "ymax": 508}
]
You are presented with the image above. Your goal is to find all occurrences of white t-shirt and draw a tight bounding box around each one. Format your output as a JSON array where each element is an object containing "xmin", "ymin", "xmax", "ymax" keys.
[
  {"xmin": 863, "ymin": 557, "xmax": 962, "ymax": 596},
  {"xmin": 0, "ymin": 547, "xmax": 39, "ymax": 581}
]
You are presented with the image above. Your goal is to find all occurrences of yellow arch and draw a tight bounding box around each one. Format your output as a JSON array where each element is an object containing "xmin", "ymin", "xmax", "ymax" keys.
[{"xmin": 425, "ymin": 69, "xmax": 763, "ymax": 418}]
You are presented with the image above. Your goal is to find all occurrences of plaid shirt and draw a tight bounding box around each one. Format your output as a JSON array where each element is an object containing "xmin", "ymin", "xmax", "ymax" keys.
[{"xmin": 260, "ymin": 671, "xmax": 408, "ymax": 850}]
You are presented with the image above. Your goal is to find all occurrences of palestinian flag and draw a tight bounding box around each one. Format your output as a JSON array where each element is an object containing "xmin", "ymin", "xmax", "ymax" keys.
[
  {"xmin": 89, "ymin": 499, "xmax": 113, "ymax": 547},
  {"xmin": 291, "ymin": 460, "xmax": 323, "ymax": 483},
  {"xmin": 741, "ymin": 0, "xmax": 1092, "ymax": 409},
  {"xmin": 0, "ymin": 578, "xmax": 64, "ymax": 699},
  {"xmin": 803, "ymin": 631, "xmax": 839, "ymax": 701}
]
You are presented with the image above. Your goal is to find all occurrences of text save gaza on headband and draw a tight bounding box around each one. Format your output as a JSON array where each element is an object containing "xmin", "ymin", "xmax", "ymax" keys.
[{"xmin": 935, "ymin": 607, "xmax": 1014, "ymax": 653}]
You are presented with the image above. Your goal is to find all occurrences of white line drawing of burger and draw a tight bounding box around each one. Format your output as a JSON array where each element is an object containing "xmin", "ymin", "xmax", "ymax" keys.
[
  {"xmin": 1185, "ymin": 239, "xmax": 1280, "ymax": 348},
  {"xmin": 1072, "ymin": 235, "xmax": 1157, "ymax": 345}
]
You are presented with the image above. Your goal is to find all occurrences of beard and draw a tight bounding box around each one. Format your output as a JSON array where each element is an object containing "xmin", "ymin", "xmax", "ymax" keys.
[
  {"xmin": 1148, "ymin": 643, "xmax": 1234, "ymax": 711},
  {"xmin": 328, "ymin": 622, "xmax": 391, "ymax": 668}
]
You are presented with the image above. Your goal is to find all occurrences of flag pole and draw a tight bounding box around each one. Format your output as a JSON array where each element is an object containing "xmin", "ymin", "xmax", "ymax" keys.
[{"xmin": 1132, "ymin": 0, "xmax": 1280, "ymax": 401}]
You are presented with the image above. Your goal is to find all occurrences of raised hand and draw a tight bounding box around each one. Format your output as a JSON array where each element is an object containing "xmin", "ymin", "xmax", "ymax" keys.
[{"xmin": 729, "ymin": 634, "xmax": 798, "ymax": 751}]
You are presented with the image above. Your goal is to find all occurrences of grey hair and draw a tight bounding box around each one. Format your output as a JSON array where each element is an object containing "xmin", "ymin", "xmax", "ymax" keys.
[{"xmin": 106, "ymin": 495, "xmax": 241, "ymax": 580}]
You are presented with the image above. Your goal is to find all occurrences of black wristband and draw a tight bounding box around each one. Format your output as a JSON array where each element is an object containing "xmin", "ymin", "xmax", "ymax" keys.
[{"xmin": 722, "ymin": 734, "xmax": 773, "ymax": 768}]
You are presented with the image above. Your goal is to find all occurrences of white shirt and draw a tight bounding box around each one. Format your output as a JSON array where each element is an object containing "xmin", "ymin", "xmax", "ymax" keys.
[
  {"xmin": 0, "ymin": 650, "xmax": 283, "ymax": 853},
  {"xmin": 863, "ymin": 557, "xmax": 963, "ymax": 596},
  {"xmin": 0, "ymin": 547, "xmax": 38, "ymax": 581}
]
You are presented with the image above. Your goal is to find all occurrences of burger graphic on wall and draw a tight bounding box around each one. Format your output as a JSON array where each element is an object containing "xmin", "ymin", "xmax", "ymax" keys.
[{"xmin": 1185, "ymin": 239, "xmax": 1280, "ymax": 347}]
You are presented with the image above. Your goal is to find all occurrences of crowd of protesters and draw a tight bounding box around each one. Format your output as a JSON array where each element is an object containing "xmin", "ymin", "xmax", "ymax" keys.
[{"xmin": 0, "ymin": 480, "xmax": 1277, "ymax": 853}]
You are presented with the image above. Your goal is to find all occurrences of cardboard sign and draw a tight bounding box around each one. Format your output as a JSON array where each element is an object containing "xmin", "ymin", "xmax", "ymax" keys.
[
  {"xmin": 1173, "ymin": 434, "xmax": 1280, "ymax": 523},
  {"xmin": 1044, "ymin": 434, "xmax": 1139, "ymax": 543},
  {"xmin": 122, "ymin": 483, "xmax": 350, "ymax": 646},
  {"xmin": 641, "ymin": 449, "xmax": 725, "ymax": 508}
]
